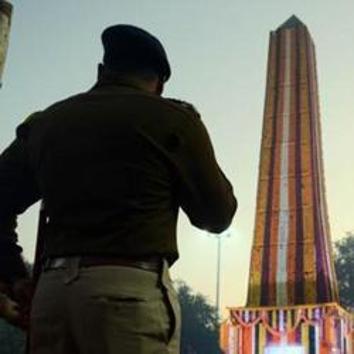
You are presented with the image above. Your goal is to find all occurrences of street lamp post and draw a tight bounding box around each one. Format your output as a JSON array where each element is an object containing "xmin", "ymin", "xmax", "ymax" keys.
[
  {"xmin": 215, "ymin": 234, "xmax": 221, "ymax": 315},
  {"xmin": 214, "ymin": 232, "xmax": 231, "ymax": 316},
  {"xmin": 0, "ymin": 0, "xmax": 13, "ymax": 87}
]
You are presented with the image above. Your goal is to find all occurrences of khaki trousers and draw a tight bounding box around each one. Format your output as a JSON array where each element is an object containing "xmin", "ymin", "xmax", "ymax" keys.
[{"xmin": 30, "ymin": 259, "xmax": 180, "ymax": 354}]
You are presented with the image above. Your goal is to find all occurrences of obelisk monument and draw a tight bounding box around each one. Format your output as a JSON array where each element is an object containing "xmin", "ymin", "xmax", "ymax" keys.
[
  {"xmin": 221, "ymin": 16, "xmax": 353, "ymax": 354},
  {"xmin": 247, "ymin": 15, "xmax": 338, "ymax": 307}
]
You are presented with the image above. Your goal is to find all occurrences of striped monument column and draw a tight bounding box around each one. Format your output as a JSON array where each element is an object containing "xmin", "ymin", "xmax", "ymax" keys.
[
  {"xmin": 0, "ymin": 0, "xmax": 13, "ymax": 87},
  {"xmin": 222, "ymin": 16, "xmax": 352, "ymax": 354},
  {"xmin": 247, "ymin": 15, "xmax": 339, "ymax": 307}
]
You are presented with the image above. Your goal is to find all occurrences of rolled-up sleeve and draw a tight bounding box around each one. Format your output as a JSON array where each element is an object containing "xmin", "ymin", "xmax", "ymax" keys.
[
  {"xmin": 0, "ymin": 120, "xmax": 40, "ymax": 282},
  {"xmin": 175, "ymin": 114, "xmax": 237, "ymax": 233}
]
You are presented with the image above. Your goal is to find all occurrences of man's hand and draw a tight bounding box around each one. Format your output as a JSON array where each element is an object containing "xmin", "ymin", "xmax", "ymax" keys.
[
  {"xmin": 0, "ymin": 290, "xmax": 21, "ymax": 326},
  {"xmin": 0, "ymin": 278, "xmax": 33, "ymax": 330},
  {"xmin": 12, "ymin": 278, "xmax": 34, "ymax": 329}
]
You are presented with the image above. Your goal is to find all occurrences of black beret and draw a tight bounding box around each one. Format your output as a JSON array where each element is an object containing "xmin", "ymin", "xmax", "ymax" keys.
[{"xmin": 101, "ymin": 25, "xmax": 171, "ymax": 82}]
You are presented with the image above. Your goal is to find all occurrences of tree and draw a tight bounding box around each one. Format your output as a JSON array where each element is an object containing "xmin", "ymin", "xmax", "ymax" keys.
[
  {"xmin": 334, "ymin": 232, "xmax": 354, "ymax": 310},
  {"xmin": 176, "ymin": 281, "xmax": 221, "ymax": 354}
]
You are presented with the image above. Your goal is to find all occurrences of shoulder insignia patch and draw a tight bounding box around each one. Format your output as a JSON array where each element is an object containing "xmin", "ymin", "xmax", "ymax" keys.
[{"xmin": 167, "ymin": 98, "xmax": 200, "ymax": 117}]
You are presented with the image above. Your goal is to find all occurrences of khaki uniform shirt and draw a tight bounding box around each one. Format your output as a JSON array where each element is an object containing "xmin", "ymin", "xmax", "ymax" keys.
[{"xmin": 0, "ymin": 81, "xmax": 237, "ymax": 282}]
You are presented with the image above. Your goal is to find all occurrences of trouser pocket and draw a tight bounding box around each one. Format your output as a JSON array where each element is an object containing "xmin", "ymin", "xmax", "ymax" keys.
[{"xmin": 160, "ymin": 261, "xmax": 181, "ymax": 350}]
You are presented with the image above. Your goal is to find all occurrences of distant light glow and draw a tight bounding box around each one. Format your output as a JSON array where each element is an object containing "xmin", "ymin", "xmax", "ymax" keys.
[{"xmin": 264, "ymin": 344, "xmax": 305, "ymax": 354}]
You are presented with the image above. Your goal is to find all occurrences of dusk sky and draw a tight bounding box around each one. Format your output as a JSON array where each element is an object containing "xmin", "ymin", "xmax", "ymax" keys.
[{"xmin": 1, "ymin": 0, "xmax": 354, "ymax": 317}]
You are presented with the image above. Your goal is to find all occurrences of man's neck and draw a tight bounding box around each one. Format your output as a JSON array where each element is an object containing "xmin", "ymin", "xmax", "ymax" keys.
[{"xmin": 97, "ymin": 73, "xmax": 158, "ymax": 94}]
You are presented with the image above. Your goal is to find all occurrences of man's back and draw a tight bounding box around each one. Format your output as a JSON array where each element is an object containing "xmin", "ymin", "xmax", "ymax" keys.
[{"xmin": 23, "ymin": 81, "xmax": 236, "ymax": 264}]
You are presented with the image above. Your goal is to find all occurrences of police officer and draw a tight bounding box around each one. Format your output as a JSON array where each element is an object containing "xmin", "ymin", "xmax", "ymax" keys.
[{"xmin": 0, "ymin": 25, "xmax": 237, "ymax": 353}]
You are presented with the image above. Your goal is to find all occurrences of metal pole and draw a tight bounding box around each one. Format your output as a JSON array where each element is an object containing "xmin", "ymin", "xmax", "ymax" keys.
[
  {"xmin": 216, "ymin": 235, "xmax": 221, "ymax": 315},
  {"xmin": 0, "ymin": 0, "xmax": 13, "ymax": 87},
  {"xmin": 214, "ymin": 232, "xmax": 231, "ymax": 317}
]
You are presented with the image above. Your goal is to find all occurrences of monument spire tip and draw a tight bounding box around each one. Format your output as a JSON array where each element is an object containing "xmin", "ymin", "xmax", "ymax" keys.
[{"xmin": 278, "ymin": 15, "xmax": 305, "ymax": 29}]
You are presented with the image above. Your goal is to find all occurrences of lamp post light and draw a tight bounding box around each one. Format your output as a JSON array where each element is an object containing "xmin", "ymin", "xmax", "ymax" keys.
[
  {"xmin": 0, "ymin": 0, "xmax": 13, "ymax": 87},
  {"xmin": 209, "ymin": 231, "xmax": 231, "ymax": 316}
]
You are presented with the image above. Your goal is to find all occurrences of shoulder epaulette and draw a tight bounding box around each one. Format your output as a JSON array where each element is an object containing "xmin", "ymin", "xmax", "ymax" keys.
[{"xmin": 166, "ymin": 98, "xmax": 200, "ymax": 118}]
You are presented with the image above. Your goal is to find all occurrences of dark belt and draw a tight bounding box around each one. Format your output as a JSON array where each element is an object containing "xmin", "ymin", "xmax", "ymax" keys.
[{"xmin": 44, "ymin": 256, "xmax": 162, "ymax": 273}]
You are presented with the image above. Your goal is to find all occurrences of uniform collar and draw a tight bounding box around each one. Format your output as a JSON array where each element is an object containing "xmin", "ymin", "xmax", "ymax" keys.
[{"xmin": 92, "ymin": 77, "xmax": 148, "ymax": 92}]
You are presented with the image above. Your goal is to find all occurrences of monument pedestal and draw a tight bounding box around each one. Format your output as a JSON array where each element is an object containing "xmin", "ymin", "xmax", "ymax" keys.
[{"xmin": 221, "ymin": 303, "xmax": 354, "ymax": 354}]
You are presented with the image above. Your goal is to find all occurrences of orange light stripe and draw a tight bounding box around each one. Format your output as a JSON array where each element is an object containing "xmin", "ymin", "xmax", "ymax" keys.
[
  {"xmin": 267, "ymin": 29, "xmax": 286, "ymax": 305},
  {"xmin": 286, "ymin": 28, "xmax": 298, "ymax": 306},
  {"xmin": 298, "ymin": 27, "xmax": 317, "ymax": 303},
  {"xmin": 248, "ymin": 34, "xmax": 278, "ymax": 306}
]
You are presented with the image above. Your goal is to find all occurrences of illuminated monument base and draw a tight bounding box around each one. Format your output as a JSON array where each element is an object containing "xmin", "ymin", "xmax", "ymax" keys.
[{"xmin": 220, "ymin": 304, "xmax": 354, "ymax": 353}]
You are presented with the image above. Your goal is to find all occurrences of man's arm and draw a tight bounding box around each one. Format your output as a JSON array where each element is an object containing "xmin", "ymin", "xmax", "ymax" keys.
[
  {"xmin": 0, "ymin": 119, "xmax": 41, "ymax": 284},
  {"xmin": 173, "ymin": 107, "xmax": 237, "ymax": 233}
]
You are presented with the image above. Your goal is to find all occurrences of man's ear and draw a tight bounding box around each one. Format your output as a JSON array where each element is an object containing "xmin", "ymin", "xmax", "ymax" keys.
[
  {"xmin": 97, "ymin": 63, "xmax": 104, "ymax": 80},
  {"xmin": 156, "ymin": 80, "xmax": 164, "ymax": 96}
]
